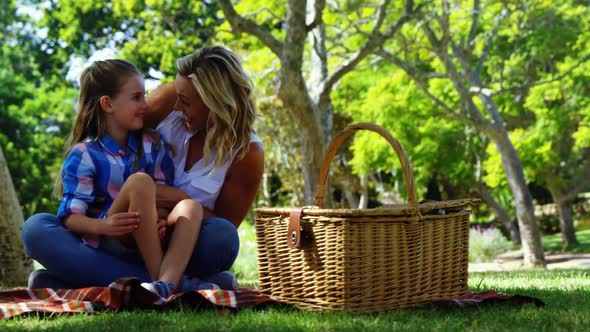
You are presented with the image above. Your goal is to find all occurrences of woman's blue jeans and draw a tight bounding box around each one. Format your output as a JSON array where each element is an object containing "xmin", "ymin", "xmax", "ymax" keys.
[{"xmin": 21, "ymin": 213, "xmax": 239, "ymax": 287}]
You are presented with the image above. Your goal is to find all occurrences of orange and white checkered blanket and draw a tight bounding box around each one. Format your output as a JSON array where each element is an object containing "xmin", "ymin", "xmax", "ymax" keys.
[{"xmin": 0, "ymin": 278, "xmax": 543, "ymax": 318}]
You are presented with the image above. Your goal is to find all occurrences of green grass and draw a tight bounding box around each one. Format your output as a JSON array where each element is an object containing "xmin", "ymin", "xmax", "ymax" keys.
[
  {"xmin": 232, "ymin": 221, "xmax": 259, "ymax": 280},
  {"xmin": 543, "ymin": 230, "xmax": 590, "ymax": 253},
  {"xmin": 2, "ymin": 269, "xmax": 589, "ymax": 331}
]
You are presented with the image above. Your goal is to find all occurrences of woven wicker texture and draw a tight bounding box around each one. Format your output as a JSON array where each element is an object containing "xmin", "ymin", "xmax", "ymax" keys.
[{"xmin": 255, "ymin": 123, "xmax": 478, "ymax": 311}]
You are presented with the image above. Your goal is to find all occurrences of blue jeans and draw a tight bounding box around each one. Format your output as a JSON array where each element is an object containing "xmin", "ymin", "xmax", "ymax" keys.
[{"xmin": 22, "ymin": 213, "xmax": 239, "ymax": 287}]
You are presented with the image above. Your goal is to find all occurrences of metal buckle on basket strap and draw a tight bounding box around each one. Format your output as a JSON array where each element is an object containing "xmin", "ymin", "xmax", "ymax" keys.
[{"xmin": 288, "ymin": 208, "xmax": 304, "ymax": 249}]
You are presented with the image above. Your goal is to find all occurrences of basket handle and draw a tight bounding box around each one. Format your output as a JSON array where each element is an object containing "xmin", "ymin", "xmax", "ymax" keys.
[{"xmin": 314, "ymin": 123, "xmax": 417, "ymax": 209}]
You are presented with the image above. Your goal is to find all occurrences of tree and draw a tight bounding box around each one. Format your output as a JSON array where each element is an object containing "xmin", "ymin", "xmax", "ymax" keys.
[
  {"xmin": 218, "ymin": 0, "xmax": 419, "ymax": 204},
  {"xmin": 475, "ymin": 0, "xmax": 590, "ymax": 247},
  {"xmin": 0, "ymin": 145, "xmax": 33, "ymax": 286},
  {"xmin": 373, "ymin": 0, "xmax": 590, "ymax": 266},
  {"xmin": 0, "ymin": 0, "xmax": 34, "ymax": 286},
  {"xmin": 512, "ymin": 63, "xmax": 590, "ymax": 246}
]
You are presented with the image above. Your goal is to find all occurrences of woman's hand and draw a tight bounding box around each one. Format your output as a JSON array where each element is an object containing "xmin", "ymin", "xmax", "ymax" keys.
[
  {"xmin": 98, "ymin": 212, "xmax": 140, "ymax": 236},
  {"xmin": 157, "ymin": 208, "xmax": 170, "ymax": 240}
]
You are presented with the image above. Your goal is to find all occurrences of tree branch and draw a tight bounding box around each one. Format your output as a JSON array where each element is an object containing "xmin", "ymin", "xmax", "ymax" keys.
[
  {"xmin": 378, "ymin": 50, "xmax": 447, "ymax": 79},
  {"xmin": 467, "ymin": 0, "xmax": 480, "ymax": 46},
  {"xmin": 421, "ymin": 18, "xmax": 442, "ymax": 51},
  {"xmin": 440, "ymin": 0, "xmax": 451, "ymax": 50},
  {"xmin": 306, "ymin": 0, "xmax": 326, "ymax": 32},
  {"xmin": 378, "ymin": 49, "xmax": 466, "ymax": 123},
  {"xmin": 218, "ymin": 0, "xmax": 283, "ymax": 56},
  {"xmin": 319, "ymin": 0, "xmax": 415, "ymax": 99},
  {"xmin": 472, "ymin": 7, "xmax": 509, "ymax": 82},
  {"xmin": 243, "ymin": 7, "xmax": 284, "ymax": 21},
  {"xmin": 491, "ymin": 53, "xmax": 590, "ymax": 96},
  {"xmin": 556, "ymin": 151, "xmax": 590, "ymax": 204}
]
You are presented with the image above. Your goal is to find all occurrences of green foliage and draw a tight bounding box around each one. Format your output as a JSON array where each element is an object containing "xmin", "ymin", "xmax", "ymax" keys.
[
  {"xmin": 334, "ymin": 66, "xmax": 486, "ymax": 201},
  {"xmin": 486, "ymin": 1, "xmax": 590, "ymax": 194},
  {"xmin": 537, "ymin": 214, "xmax": 561, "ymax": 235},
  {"xmin": 0, "ymin": 83, "xmax": 77, "ymax": 217},
  {"xmin": 0, "ymin": 5, "xmax": 78, "ymax": 217},
  {"xmin": 36, "ymin": 0, "xmax": 221, "ymax": 77}
]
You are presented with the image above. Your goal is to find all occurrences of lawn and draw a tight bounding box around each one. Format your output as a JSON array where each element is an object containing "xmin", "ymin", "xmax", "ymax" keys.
[
  {"xmin": 543, "ymin": 229, "xmax": 590, "ymax": 253},
  {"xmin": 1, "ymin": 269, "xmax": 589, "ymax": 331}
]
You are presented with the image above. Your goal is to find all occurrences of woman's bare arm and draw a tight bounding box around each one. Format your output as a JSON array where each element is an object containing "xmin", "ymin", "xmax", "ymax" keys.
[
  {"xmin": 156, "ymin": 184, "xmax": 191, "ymax": 209},
  {"xmin": 213, "ymin": 142, "xmax": 264, "ymax": 228},
  {"xmin": 144, "ymin": 82, "xmax": 177, "ymax": 128}
]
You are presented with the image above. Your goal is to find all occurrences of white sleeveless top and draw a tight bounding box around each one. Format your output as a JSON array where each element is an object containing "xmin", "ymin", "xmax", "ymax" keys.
[{"xmin": 156, "ymin": 111, "xmax": 262, "ymax": 210}]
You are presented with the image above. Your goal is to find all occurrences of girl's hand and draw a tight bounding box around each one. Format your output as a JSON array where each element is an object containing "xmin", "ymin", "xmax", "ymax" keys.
[{"xmin": 99, "ymin": 212, "xmax": 140, "ymax": 236}]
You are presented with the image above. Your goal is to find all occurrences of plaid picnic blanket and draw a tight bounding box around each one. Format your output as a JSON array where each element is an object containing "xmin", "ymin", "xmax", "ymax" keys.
[{"xmin": 0, "ymin": 278, "xmax": 543, "ymax": 318}]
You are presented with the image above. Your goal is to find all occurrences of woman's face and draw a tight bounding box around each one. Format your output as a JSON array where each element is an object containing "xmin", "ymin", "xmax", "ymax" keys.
[{"xmin": 174, "ymin": 74, "xmax": 209, "ymax": 133}]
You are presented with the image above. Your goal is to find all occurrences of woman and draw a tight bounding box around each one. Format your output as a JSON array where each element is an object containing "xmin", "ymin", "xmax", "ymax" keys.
[{"xmin": 21, "ymin": 46, "xmax": 264, "ymax": 291}]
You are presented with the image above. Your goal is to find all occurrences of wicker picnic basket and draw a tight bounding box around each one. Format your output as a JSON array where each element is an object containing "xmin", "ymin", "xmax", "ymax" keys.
[{"xmin": 255, "ymin": 123, "xmax": 478, "ymax": 311}]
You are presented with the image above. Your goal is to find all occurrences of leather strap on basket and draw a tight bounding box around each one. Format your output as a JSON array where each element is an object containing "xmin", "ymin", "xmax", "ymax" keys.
[
  {"xmin": 314, "ymin": 123, "xmax": 418, "ymax": 210},
  {"xmin": 288, "ymin": 208, "xmax": 304, "ymax": 249}
]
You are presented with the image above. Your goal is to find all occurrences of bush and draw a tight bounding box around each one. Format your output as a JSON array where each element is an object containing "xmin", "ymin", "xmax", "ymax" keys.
[
  {"xmin": 469, "ymin": 225, "xmax": 514, "ymax": 263},
  {"xmin": 538, "ymin": 214, "xmax": 560, "ymax": 234}
]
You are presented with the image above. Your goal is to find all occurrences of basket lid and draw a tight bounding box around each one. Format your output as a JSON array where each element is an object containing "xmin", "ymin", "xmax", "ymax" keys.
[{"xmin": 255, "ymin": 198, "xmax": 480, "ymax": 218}]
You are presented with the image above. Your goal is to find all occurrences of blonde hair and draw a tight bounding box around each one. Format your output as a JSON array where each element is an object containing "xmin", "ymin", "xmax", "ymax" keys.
[
  {"xmin": 54, "ymin": 59, "xmax": 144, "ymax": 197},
  {"xmin": 176, "ymin": 45, "xmax": 256, "ymax": 169}
]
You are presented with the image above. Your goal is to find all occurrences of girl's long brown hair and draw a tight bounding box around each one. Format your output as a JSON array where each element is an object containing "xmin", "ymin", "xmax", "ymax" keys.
[{"xmin": 54, "ymin": 59, "xmax": 142, "ymax": 197}]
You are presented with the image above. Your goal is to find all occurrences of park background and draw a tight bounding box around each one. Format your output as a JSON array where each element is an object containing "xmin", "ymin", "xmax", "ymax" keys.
[{"xmin": 1, "ymin": 0, "xmax": 590, "ymax": 330}]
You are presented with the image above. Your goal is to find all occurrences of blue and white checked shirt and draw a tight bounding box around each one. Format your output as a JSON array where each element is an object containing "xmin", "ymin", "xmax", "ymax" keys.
[{"xmin": 57, "ymin": 131, "xmax": 174, "ymax": 246}]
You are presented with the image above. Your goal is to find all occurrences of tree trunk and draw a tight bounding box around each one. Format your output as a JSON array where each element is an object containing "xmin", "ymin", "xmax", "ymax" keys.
[
  {"xmin": 489, "ymin": 128, "xmax": 545, "ymax": 267},
  {"xmin": 294, "ymin": 112, "xmax": 325, "ymax": 205},
  {"xmin": 546, "ymin": 178, "xmax": 578, "ymax": 246},
  {"xmin": 0, "ymin": 145, "xmax": 33, "ymax": 286},
  {"xmin": 556, "ymin": 200, "xmax": 577, "ymax": 246},
  {"xmin": 358, "ymin": 174, "xmax": 369, "ymax": 209},
  {"xmin": 261, "ymin": 171, "xmax": 271, "ymax": 205},
  {"xmin": 477, "ymin": 183, "xmax": 521, "ymax": 245}
]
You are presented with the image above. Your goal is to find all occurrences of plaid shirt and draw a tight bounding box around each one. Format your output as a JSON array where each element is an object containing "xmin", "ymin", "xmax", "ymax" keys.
[{"xmin": 57, "ymin": 131, "xmax": 174, "ymax": 246}]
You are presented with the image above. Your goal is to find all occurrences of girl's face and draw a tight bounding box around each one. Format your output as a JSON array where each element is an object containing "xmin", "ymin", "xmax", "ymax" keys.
[
  {"xmin": 174, "ymin": 74, "xmax": 210, "ymax": 133},
  {"xmin": 109, "ymin": 74, "xmax": 147, "ymax": 131}
]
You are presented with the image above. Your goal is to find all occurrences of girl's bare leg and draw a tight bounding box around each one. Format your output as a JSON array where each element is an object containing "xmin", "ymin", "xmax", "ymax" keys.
[
  {"xmin": 158, "ymin": 199, "xmax": 203, "ymax": 286},
  {"xmin": 108, "ymin": 172, "xmax": 162, "ymax": 281}
]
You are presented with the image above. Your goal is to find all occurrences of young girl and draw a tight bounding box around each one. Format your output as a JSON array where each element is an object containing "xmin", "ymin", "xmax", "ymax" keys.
[{"xmin": 57, "ymin": 59, "xmax": 214, "ymax": 298}]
